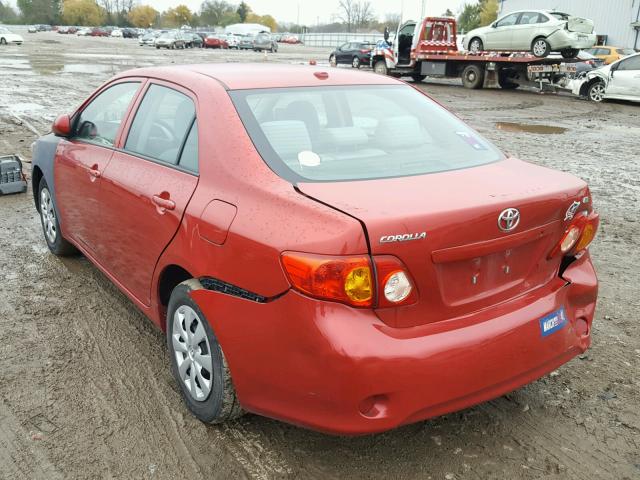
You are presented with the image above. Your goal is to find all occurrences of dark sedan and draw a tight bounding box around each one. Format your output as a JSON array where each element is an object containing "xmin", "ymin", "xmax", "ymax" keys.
[{"xmin": 329, "ymin": 41, "xmax": 374, "ymax": 68}]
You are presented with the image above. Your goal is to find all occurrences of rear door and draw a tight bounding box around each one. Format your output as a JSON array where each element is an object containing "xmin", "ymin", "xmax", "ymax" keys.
[
  {"xmin": 511, "ymin": 11, "xmax": 545, "ymax": 50},
  {"xmin": 97, "ymin": 81, "xmax": 199, "ymax": 306},
  {"xmin": 54, "ymin": 81, "xmax": 142, "ymax": 252}
]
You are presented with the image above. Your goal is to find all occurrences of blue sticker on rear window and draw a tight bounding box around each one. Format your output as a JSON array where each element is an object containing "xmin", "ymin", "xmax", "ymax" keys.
[{"xmin": 539, "ymin": 307, "xmax": 568, "ymax": 337}]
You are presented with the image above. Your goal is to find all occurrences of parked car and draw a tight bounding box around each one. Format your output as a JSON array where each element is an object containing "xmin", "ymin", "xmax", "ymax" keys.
[
  {"xmin": 280, "ymin": 34, "xmax": 302, "ymax": 44},
  {"xmin": 28, "ymin": 25, "xmax": 38, "ymax": 33},
  {"xmin": 463, "ymin": 10, "xmax": 596, "ymax": 58},
  {"xmin": 90, "ymin": 27, "xmax": 109, "ymax": 37},
  {"xmin": 185, "ymin": 33, "xmax": 203, "ymax": 48},
  {"xmin": 111, "ymin": 29, "xmax": 123, "ymax": 38},
  {"xmin": 584, "ymin": 46, "xmax": 636, "ymax": 65},
  {"xmin": 204, "ymin": 35, "xmax": 228, "ymax": 49},
  {"xmin": 252, "ymin": 32, "xmax": 278, "ymax": 52},
  {"xmin": 122, "ymin": 28, "xmax": 139, "ymax": 39},
  {"xmin": 330, "ymin": 41, "xmax": 374, "ymax": 68},
  {"xmin": 57, "ymin": 26, "xmax": 69, "ymax": 34},
  {"xmin": 238, "ymin": 34, "xmax": 255, "ymax": 50},
  {"xmin": 574, "ymin": 51, "xmax": 640, "ymax": 103},
  {"xmin": 0, "ymin": 27, "xmax": 24, "ymax": 45},
  {"xmin": 139, "ymin": 32, "xmax": 157, "ymax": 46},
  {"xmin": 77, "ymin": 27, "xmax": 92, "ymax": 36},
  {"xmin": 225, "ymin": 33, "xmax": 240, "ymax": 48},
  {"xmin": 33, "ymin": 63, "xmax": 599, "ymax": 435},
  {"xmin": 155, "ymin": 31, "xmax": 186, "ymax": 49}
]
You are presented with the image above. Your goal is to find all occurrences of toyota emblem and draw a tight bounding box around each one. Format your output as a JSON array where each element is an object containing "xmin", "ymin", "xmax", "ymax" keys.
[{"xmin": 498, "ymin": 208, "xmax": 520, "ymax": 232}]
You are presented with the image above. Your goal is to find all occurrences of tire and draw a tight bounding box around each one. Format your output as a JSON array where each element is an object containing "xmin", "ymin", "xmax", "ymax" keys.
[
  {"xmin": 411, "ymin": 73, "xmax": 426, "ymax": 83},
  {"xmin": 468, "ymin": 37, "xmax": 483, "ymax": 54},
  {"xmin": 352, "ymin": 56, "xmax": 360, "ymax": 69},
  {"xmin": 167, "ymin": 281, "xmax": 244, "ymax": 424},
  {"xmin": 329, "ymin": 54, "xmax": 337, "ymax": 67},
  {"xmin": 38, "ymin": 177, "xmax": 77, "ymax": 256},
  {"xmin": 561, "ymin": 48, "xmax": 579, "ymax": 59},
  {"xmin": 373, "ymin": 59, "xmax": 388, "ymax": 75},
  {"xmin": 0, "ymin": 37, "xmax": 6, "ymax": 45},
  {"xmin": 461, "ymin": 64, "xmax": 484, "ymax": 89},
  {"xmin": 587, "ymin": 81, "xmax": 606, "ymax": 102},
  {"xmin": 498, "ymin": 69, "xmax": 519, "ymax": 89},
  {"xmin": 531, "ymin": 37, "xmax": 550, "ymax": 58}
]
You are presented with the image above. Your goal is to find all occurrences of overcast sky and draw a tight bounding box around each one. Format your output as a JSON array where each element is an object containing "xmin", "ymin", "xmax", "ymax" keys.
[{"xmin": 7, "ymin": 0, "xmax": 466, "ymax": 25}]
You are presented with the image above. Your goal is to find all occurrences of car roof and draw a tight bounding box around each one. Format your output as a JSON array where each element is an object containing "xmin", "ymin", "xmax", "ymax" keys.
[{"xmin": 115, "ymin": 63, "xmax": 401, "ymax": 90}]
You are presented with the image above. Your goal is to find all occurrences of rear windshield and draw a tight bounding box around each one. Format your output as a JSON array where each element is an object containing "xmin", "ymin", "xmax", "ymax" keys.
[{"xmin": 230, "ymin": 85, "xmax": 503, "ymax": 182}]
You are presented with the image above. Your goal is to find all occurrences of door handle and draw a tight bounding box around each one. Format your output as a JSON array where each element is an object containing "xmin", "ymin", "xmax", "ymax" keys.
[
  {"xmin": 88, "ymin": 164, "xmax": 101, "ymax": 180},
  {"xmin": 152, "ymin": 194, "xmax": 176, "ymax": 211}
]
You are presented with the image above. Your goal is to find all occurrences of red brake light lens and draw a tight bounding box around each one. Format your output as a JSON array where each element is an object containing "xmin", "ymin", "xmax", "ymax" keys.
[{"xmin": 549, "ymin": 212, "xmax": 599, "ymax": 259}]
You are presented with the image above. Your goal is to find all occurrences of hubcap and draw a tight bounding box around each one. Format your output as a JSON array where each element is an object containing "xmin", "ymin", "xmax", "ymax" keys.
[
  {"xmin": 470, "ymin": 40, "xmax": 480, "ymax": 52},
  {"xmin": 590, "ymin": 84, "xmax": 605, "ymax": 101},
  {"xmin": 534, "ymin": 41, "xmax": 546, "ymax": 56},
  {"xmin": 40, "ymin": 188, "xmax": 57, "ymax": 244},
  {"xmin": 468, "ymin": 71, "xmax": 476, "ymax": 82},
  {"xmin": 172, "ymin": 305, "xmax": 213, "ymax": 402},
  {"xmin": 330, "ymin": 56, "xmax": 336, "ymax": 66},
  {"xmin": 353, "ymin": 57, "xmax": 359, "ymax": 67}
]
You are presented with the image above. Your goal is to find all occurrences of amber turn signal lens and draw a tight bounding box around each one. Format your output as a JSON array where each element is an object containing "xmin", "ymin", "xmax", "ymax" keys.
[
  {"xmin": 281, "ymin": 252, "xmax": 373, "ymax": 307},
  {"xmin": 575, "ymin": 223, "xmax": 596, "ymax": 252}
]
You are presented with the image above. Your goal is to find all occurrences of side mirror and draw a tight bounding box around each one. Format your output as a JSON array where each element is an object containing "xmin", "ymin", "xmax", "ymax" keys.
[
  {"xmin": 491, "ymin": 22, "xmax": 497, "ymax": 28},
  {"xmin": 52, "ymin": 114, "xmax": 71, "ymax": 137}
]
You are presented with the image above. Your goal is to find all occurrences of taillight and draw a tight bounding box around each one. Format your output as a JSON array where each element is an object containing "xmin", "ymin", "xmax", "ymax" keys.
[
  {"xmin": 360, "ymin": 49, "xmax": 371, "ymax": 54},
  {"xmin": 280, "ymin": 253, "xmax": 416, "ymax": 308},
  {"xmin": 281, "ymin": 252, "xmax": 373, "ymax": 307},
  {"xmin": 548, "ymin": 212, "xmax": 599, "ymax": 259}
]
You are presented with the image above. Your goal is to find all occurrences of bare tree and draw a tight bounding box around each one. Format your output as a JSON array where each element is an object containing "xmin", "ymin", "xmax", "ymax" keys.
[
  {"xmin": 337, "ymin": 0, "xmax": 355, "ymax": 32},
  {"xmin": 353, "ymin": 1, "xmax": 374, "ymax": 29}
]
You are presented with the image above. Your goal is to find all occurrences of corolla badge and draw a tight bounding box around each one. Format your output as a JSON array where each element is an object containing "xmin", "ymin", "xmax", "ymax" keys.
[
  {"xmin": 498, "ymin": 208, "xmax": 520, "ymax": 232},
  {"xmin": 380, "ymin": 232, "xmax": 427, "ymax": 244},
  {"xmin": 565, "ymin": 200, "xmax": 581, "ymax": 221}
]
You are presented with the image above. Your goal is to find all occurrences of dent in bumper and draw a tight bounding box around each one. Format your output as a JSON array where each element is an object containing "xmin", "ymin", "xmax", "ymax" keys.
[{"xmin": 190, "ymin": 253, "xmax": 597, "ymax": 435}]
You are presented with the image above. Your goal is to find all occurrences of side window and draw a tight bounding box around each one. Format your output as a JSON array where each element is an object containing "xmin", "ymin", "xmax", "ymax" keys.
[
  {"xmin": 179, "ymin": 120, "xmax": 198, "ymax": 173},
  {"xmin": 124, "ymin": 84, "xmax": 196, "ymax": 165},
  {"xmin": 537, "ymin": 13, "xmax": 549, "ymax": 23},
  {"xmin": 618, "ymin": 55, "xmax": 640, "ymax": 71},
  {"xmin": 75, "ymin": 82, "xmax": 140, "ymax": 147},
  {"xmin": 518, "ymin": 12, "xmax": 540, "ymax": 25},
  {"xmin": 496, "ymin": 13, "xmax": 520, "ymax": 27}
]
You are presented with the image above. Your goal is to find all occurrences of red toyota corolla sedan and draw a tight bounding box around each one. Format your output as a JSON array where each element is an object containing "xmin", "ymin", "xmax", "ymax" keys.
[{"xmin": 31, "ymin": 64, "xmax": 599, "ymax": 435}]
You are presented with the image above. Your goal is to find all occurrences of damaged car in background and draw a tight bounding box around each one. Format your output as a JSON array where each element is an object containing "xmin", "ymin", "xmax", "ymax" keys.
[
  {"xmin": 463, "ymin": 10, "xmax": 596, "ymax": 58},
  {"xmin": 571, "ymin": 51, "xmax": 640, "ymax": 103}
]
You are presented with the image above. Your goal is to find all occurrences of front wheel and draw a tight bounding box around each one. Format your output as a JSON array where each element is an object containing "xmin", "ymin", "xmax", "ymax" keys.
[
  {"xmin": 468, "ymin": 37, "xmax": 483, "ymax": 53},
  {"xmin": 352, "ymin": 56, "xmax": 360, "ymax": 68},
  {"xmin": 38, "ymin": 178, "xmax": 77, "ymax": 256},
  {"xmin": 0, "ymin": 38, "xmax": 7, "ymax": 45},
  {"xmin": 587, "ymin": 81, "xmax": 606, "ymax": 102},
  {"xmin": 561, "ymin": 48, "xmax": 579, "ymax": 59},
  {"xmin": 167, "ymin": 281, "xmax": 244, "ymax": 424},
  {"xmin": 373, "ymin": 59, "xmax": 388, "ymax": 75},
  {"xmin": 531, "ymin": 37, "xmax": 551, "ymax": 58},
  {"xmin": 461, "ymin": 64, "xmax": 484, "ymax": 89}
]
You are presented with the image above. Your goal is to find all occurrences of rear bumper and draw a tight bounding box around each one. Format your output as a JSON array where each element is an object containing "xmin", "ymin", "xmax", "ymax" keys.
[
  {"xmin": 548, "ymin": 31, "xmax": 596, "ymax": 50},
  {"xmin": 191, "ymin": 253, "xmax": 597, "ymax": 435}
]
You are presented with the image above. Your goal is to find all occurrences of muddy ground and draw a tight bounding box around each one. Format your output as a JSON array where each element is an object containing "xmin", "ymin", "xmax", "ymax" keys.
[{"xmin": 0, "ymin": 28, "xmax": 639, "ymax": 480}]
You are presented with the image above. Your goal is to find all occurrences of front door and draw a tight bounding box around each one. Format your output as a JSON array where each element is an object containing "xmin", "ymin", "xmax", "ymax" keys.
[
  {"xmin": 607, "ymin": 55, "xmax": 640, "ymax": 100},
  {"xmin": 54, "ymin": 81, "xmax": 142, "ymax": 252},
  {"xmin": 485, "ymin": 12, "xmax": 519, "ymax": 50},
  {"xmin": 97, "ymin": 82, "xmax": 200, "ymax": 305}
]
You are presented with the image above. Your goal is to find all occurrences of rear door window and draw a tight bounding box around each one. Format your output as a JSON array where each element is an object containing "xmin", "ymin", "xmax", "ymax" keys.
[
  {"xmin": 518, "ymin": 12, "xmax": 541, "ymax": 25},
  {"xmin": 178, "ymin": 120, "xmax": 199, "ymax": 173},
  {"xmin": 75, "ymin": 82, "xmax": 140, "ymax": 147},
  {"xmin": 124, "ymin": 84, "xmax": 196, "ymax": 165},
  {"xmin": 618, "ymin": 55, "xmax": 640, "ymax": 71}
]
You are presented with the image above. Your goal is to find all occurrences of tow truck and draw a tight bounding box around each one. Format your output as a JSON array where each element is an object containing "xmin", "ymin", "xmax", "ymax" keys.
[{"xmin": 370, "ymin": 17, "xmax": 579, "ymax": 91}]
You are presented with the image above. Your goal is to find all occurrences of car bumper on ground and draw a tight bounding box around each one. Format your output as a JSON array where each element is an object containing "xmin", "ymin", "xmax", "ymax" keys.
[
  {"xmin": 548, "ymin": 31, "xmax": 596, "ymax": 50},
  {"xmin": 190, "ymin": 253, "xmax": 597, "ymax": 435}
]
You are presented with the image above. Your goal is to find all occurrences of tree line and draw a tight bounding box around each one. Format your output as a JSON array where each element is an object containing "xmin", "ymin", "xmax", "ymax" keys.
[{"xmin": 457, "ymin": 0, "xmax": 499, "ymax": 33}]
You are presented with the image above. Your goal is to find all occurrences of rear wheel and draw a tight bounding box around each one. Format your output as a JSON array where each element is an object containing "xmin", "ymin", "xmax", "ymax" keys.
[
  {"xmin": 561, "ymin": 48, "xmax": 579, "ymax": 59},
  {"xmin": 167, "ymin": 281, "xmax": 244, "ymax": 424},
  {"xmin": 38, "ymin": 178, "xmax": 77, "ymax": 256},
  {"xmin": 587, "ymin": 81, "xmax": 606, "ymax": 102},
  {"xmin": 352, "ymin": 56, "xmax": 361, "ymax": 68},
  {"xmin": 0, "ymin": 38, "xmax": 7, "ymax": 45},
  {"xmin": 461, "ymin": 64, "xmax": 484, "ymax": 89},
  {"xmin": 329, "ymin": 54, "xmax": 337, "ymax": 67},
  {"xmin": 531, "ymin": 37, "xmax": 550, "ymax": 57},
  {"xmin": 411, "ymin": 73, "xmax": 426, "ymax": 83},
  {"xmin": 468, "ymin": 37, "xmax": 483, "ymax": 53}
]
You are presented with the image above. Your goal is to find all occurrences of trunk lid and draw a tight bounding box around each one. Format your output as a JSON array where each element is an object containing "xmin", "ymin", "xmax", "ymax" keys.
[
  {"xmin": 567, "ymin": 16, "xmax": 594, "ymax": 34},
  {"xmin": 298, "ymin": 158, "xmax": 590, "ymax": 327}
]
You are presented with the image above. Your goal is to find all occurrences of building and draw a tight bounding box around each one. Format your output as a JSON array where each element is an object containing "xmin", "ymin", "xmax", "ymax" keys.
[
  {"xmin": 224, "ymin": 23, "xmax": 271, "ymax": 36},
  {"xmin": 499, "ymin": 0, "xmax": 640, "ymax": 49}
]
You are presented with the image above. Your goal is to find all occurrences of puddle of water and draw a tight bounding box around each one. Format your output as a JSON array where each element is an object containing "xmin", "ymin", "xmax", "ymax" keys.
[
  {"xmin": 495, "ymin": 122, "xmax": 568, "ymax": 135},
  {"xmin": 63, "ymin": 63, "xmax": 114, "ymax": 74},
  {"xmin": 64, "ymin": 53, "xmax": 132, "ymax": 60},
  {"xmin": 10, "ymin": 102, "xmax": 45, "ymax": 113}
]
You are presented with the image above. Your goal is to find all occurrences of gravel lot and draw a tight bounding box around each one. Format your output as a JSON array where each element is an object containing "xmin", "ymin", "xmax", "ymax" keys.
[{"xmin": 1, "ymin": 28, "xmax": 639, "ymax": 480}]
